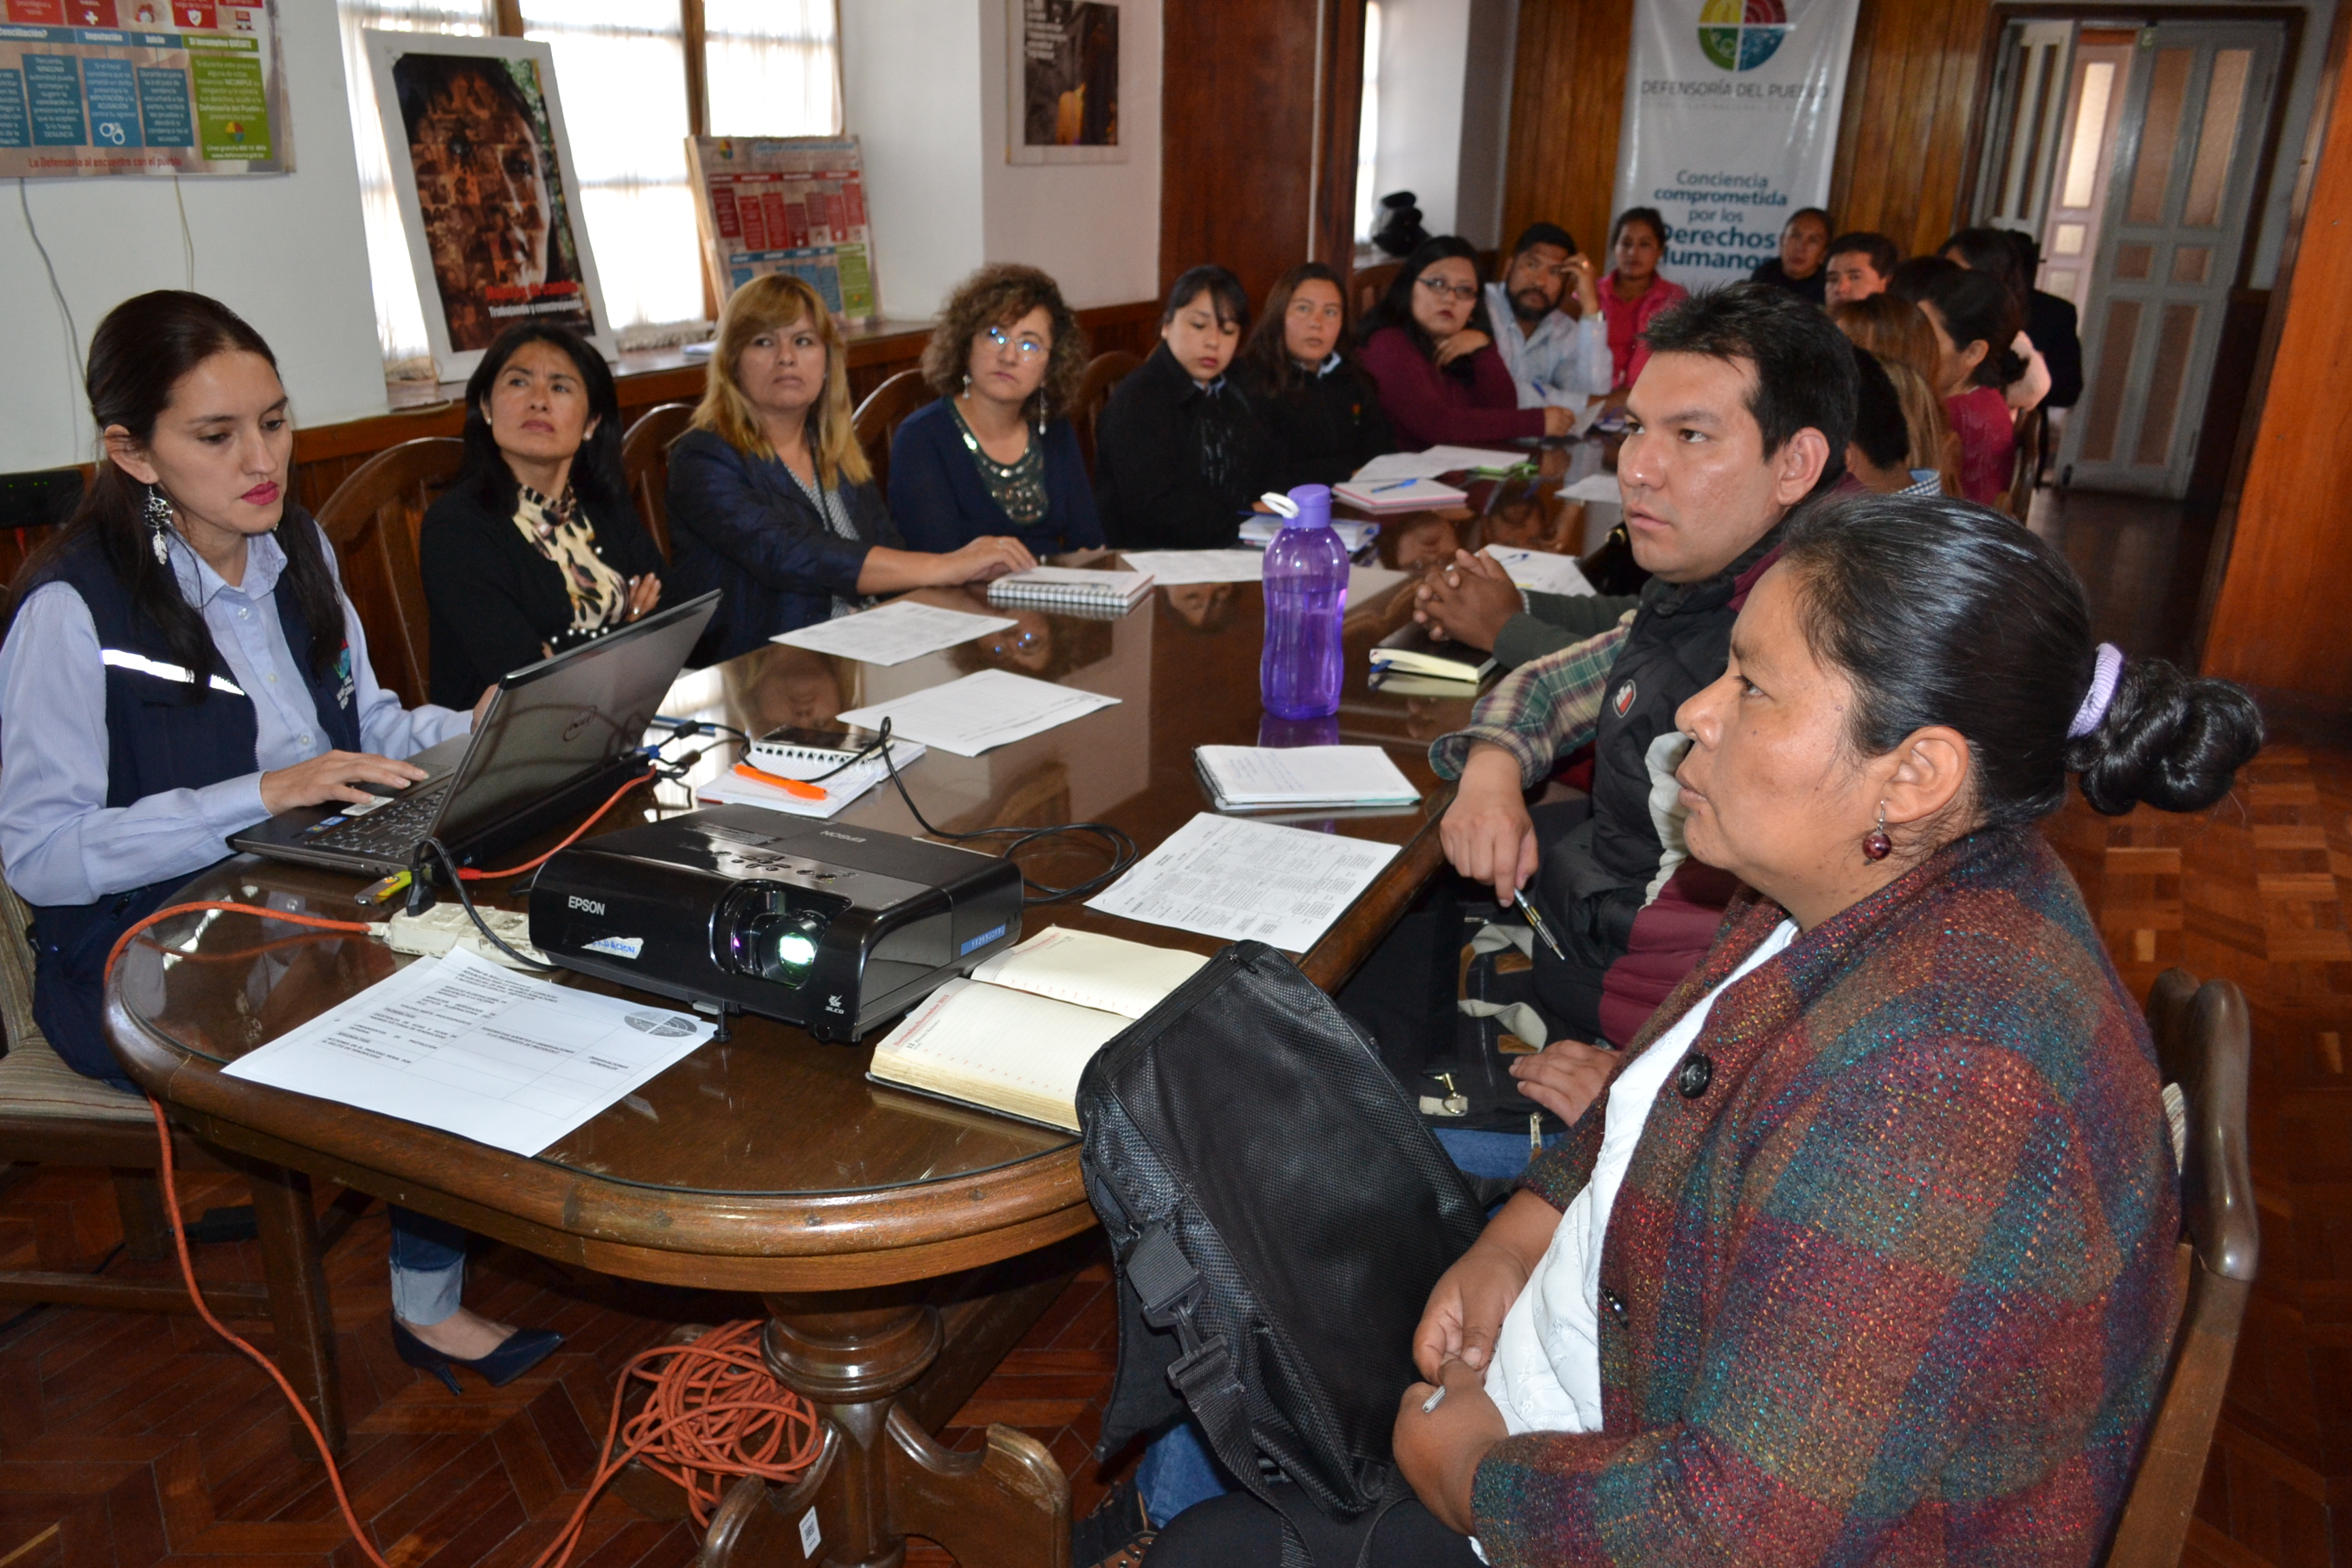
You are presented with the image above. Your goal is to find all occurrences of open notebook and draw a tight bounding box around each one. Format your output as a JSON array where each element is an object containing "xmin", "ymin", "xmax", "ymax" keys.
[{"xmin": 867, "ymin": 927, "xmax": 1207, "ymax": 1131}]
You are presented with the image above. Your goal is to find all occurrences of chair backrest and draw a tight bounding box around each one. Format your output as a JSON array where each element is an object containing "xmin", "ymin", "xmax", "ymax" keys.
[
  {"xmin": 851, "ymin": 369, "xmax": 932, "ymax": 505},
  {"xmin": 1072, "ymin": 350, "xmax": 1143, "ymax": 474},
  {"xmin": 622, "ymin": 402, "xmax": 694, "ymax": 562},
  {"xmin": 2104, "ymin": 969, "xmax": 2258, "ymax": 1568},
  {"xmin": 2004, "ymin": 404, "xmax": 2044, "ymax": 521},
  {"xmin": 1352, "ymin": 261, "xmax": 1402, "ymax": 320},
  {"xmin": 313, "ymin": 436, "xmax": 463, "ymax": 708}
]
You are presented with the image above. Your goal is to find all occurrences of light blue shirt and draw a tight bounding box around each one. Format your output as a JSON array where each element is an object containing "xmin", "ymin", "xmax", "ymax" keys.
[
  {"xmin": 1483, "ymin": 282, "xmax": 1612, "ymax": 408},
  {"xmin": 0, "ymin": 523, "xmax": 471, "ymax": 906}
]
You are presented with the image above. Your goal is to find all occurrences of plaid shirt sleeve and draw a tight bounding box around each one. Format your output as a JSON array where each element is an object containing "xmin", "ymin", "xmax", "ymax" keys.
[{"xmin": 1428, "ymin": 617, "xmax": 1633, "ymax": 787}]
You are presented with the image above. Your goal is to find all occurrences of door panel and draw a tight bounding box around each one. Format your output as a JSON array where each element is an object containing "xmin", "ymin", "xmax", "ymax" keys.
[{"xmin": 2058, "ymin": 22, "xmax": 2281, "ymax": 496}]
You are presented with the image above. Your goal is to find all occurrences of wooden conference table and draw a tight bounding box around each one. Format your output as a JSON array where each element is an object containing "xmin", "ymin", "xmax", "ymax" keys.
[{"xmin": 104, "ymin": 559, "xmax": 1485, "ymax": 1568}]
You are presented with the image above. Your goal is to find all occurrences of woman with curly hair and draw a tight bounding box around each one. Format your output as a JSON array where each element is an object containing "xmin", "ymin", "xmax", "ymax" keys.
[
  {"xmin": 667, "ymin": 273, "xmax": 1032, "ymax": 666},
  {"xmin": 889, "ymin": 264, "xmax": 1103, "ymax": 556}
]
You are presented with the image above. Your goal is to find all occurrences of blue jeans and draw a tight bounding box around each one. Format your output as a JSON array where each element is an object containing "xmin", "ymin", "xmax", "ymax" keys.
[
  {"xmin": 388, "ymin": 1206, "xmax": 466, "ymax": 1326},
  {"xmin": 1433, "ymin": 1126, "xmax": 1569, "ymax": 1180}
]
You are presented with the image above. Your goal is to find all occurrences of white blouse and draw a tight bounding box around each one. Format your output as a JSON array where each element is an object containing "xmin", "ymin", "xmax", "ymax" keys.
[{"xmin": 1486, "ymin": 918, "xmax": 1797, "ymax": 1435}]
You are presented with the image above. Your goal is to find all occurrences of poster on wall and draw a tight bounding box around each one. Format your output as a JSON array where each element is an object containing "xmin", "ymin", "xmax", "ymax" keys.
[
  {"xmin": 0, "ymin": 0, "xmax": 290, "ymax": 179},
  {"xmin": 1007, "ymin": 0, "xmax": 1120, "ymax": 164},
  {"xmin": 685, "ymin": 135, "xmax": 877, "ymax": 323},
  {"xmin": 364, "ymin": 30, "xmax": 614, "ymax": 378},
  {"xmin": 1610, "ymin": 0, "xmax": 1861, "ymax": 291}
]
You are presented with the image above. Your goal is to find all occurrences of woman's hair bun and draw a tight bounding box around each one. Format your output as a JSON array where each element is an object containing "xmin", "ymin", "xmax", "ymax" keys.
[{"xmin": 2068, "ymin": 657, "xmax": 2264, "ymax": 815}]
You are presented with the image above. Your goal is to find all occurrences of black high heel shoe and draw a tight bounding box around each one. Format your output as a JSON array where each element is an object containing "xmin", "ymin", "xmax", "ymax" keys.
[{"xmin": 391, "ymin": 1313, "xmax": 564, "ymax": 1393}]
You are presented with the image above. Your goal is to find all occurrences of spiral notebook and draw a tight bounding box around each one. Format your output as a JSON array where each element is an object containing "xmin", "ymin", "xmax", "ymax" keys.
[{"xmin": 986, "ymin": 566, "xmax": 1156, "ymax": 612}]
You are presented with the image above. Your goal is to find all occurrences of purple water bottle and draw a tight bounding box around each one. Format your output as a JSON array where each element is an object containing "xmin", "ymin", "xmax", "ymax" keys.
[{"xmin": 1260, "ymin": 484, "xmax": 1350, "ymax": 719}]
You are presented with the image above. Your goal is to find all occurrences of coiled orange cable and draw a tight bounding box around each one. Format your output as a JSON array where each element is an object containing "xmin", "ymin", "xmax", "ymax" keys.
[{"xmin": 108, "ymin": 901, "xmax": 824, "ymax": 1565}]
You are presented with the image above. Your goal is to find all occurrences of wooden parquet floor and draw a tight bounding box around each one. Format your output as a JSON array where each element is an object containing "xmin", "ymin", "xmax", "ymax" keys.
[{"xmin": 0, "ymin": 1173, "xmax": 1128, "ymax": 1568}]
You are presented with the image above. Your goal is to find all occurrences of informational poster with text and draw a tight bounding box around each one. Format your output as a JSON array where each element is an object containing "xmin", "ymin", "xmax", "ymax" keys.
[
  {"xmin": 686, "ymin": 134, "xmax": 877, "ymax": 323},
  {"xmin": 1610, "ymin": 0, "xmax": 1861, "ymax": 291},
  {"xmin": 0, "ymin": 0, "xmax": 289, "ymax": 178}
]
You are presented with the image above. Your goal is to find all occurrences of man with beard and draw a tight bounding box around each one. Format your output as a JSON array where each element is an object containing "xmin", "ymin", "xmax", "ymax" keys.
[{"xmin": 1478, "ymin": 223, "xmax": 1611, "ymax": 408}]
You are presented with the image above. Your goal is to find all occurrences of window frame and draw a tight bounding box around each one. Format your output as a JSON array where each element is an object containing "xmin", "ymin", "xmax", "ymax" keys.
[{"xmin": 487, "ymin": 0, "xmax": 844, "ymax": 141}]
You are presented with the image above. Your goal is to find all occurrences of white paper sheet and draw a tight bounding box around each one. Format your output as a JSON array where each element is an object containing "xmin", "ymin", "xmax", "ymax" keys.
[
  {"xmin": 223, "ymin": 949, "xmax": 715, "ymax": 1157},
  {"xmin": 770, "ymin": 600, "xmax": 1015, "ymax": 666},
  {"xmin": 1088, "ymin": 812, "xmax": 1401, "ymax": 952},
  {"xmin": 1116, "ymin": 549, "xmax": 1268, "ymax": 585},
  {"xmin": 833, "ymin": 667, "xmax": 1120, "ymax": 756},
  {"xmin": 1484, "ymin": 546, "xmax": 1597, "ymax": 598},
  {"xmin": 1348, "ymin": 445, "xmax": 1530, "ymax": 483},
  {"xmin": 1194, "ymin": 745, "xmax": 1420, "ymax": 808},
  {"xmin": 1562, "ymin": 473, "xmax": 1623, "ymax": 504}
]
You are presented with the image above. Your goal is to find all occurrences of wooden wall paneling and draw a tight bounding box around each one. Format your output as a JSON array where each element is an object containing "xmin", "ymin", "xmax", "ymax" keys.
[
  {"xmin": 1160, "ymin": 0, "xmax": 1354, "ymax": 306},
  {"xmin": 1829, "ymin": 0, "xmax": 1995, "ymax": 256},
  {"xmin": 1499, "ymin": 0, "xmax": 1633, "ymax": 273},
  {"xmin": 1312, "ymin": 0, "xmax": 1371, "ymax": 276},
  {"xmin": 2200, "ymin": 0, "xmax": 2352, "ymax": 700}
]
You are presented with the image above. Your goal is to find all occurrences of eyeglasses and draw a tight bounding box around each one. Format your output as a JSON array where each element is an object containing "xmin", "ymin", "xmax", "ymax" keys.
[
  {"xmin": 985, "ymin": 325, "xmax": 1047, "ymax": 359},
  {"xmin": 1416, "ymin": 276, "xmax": 1480, "ymax": 304}
]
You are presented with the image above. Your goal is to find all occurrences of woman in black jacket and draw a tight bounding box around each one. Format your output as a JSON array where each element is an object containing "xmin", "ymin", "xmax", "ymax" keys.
[
  {"xmin": 419, "ymin": 323, "xmax": 665, "ymax": 708},
  {"xmin": 1235, "ymin": 261, "xmax": 1394, "ymax": 491},
  {"xmin": 1094, "ymin": 265, "xmax": 1270, "ymax": 549}
]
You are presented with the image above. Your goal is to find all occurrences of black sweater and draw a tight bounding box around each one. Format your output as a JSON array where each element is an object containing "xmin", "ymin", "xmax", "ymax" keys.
[
  {"xmin": 419, "ymin": 480, "xmax": 666, "ymax": 708},
  {"xmin": 1237, "ymin": 356, "xmax": 1396, "ymax": 492},
  {"xmin": 1093, "ymin": 343, "xmax": 1271, "ymax": 549}
]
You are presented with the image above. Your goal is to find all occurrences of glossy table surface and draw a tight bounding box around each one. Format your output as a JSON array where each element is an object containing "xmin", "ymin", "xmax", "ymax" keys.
[{"xmin": 106, "ymin": 561, "xmax": 1489, "ymax": 1287}]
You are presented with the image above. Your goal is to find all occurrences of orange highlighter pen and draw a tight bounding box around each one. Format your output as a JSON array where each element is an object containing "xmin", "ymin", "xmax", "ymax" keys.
[{"xmin": 731, "ymin": 761, "xmax": 828, "ymax": 801}]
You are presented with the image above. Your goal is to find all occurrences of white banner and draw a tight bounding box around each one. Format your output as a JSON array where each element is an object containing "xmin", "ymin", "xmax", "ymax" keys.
[{"xmin": 1612, "ymin": 0, "xmax": 1862, "ymax": 292}]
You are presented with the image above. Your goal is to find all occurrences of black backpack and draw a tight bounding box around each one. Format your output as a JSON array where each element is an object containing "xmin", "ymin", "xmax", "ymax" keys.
[{"xmin": 1077, "ymin": 941, "xmax": 1488, "ymax": 1561}]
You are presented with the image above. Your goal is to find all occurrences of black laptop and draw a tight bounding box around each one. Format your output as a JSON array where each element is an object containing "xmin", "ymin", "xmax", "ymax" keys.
[{"xmin": 230, "ymin": 591, "xmax": 719, "ymax": 878}]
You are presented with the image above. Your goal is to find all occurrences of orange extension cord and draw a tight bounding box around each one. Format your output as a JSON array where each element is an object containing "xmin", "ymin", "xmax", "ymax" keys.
[{"xmin": 106, "ymin": 900, "xmax": 824, "ymax": 1563}]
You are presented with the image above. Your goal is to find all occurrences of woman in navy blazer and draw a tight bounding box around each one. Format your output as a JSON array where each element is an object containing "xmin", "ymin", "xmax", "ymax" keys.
[
  {"xmin": 668, "ymin": 274, "xmax": 1034, "ymax": 666},
  {"xmin": 889, "ymin": 265, "xmax": 1103, "ymax": 557}
]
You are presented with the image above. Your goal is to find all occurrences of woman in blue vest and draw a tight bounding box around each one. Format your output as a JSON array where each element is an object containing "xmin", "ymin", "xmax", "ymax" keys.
[{"xmin": 0, "ymin": 291, "xmax": 559, "ymax": 1392}]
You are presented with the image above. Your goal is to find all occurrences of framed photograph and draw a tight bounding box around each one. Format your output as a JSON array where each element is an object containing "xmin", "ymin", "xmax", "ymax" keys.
[
  {"xmin": 363, "ymin": 31, "xmax": 615, "ymax": 378},
  {"xmin": 1007, "ymin": 0, "xmax": 1122, "ymax": 164}
]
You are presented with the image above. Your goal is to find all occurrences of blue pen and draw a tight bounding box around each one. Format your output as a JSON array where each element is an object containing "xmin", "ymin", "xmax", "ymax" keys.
[{"xmin": 1369, "ymin": 479, "xmax": 1419, "ymax": 493}]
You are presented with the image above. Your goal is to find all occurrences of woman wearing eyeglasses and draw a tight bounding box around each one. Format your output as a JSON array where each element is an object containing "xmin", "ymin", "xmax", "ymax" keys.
[
  {"xmin": 1360, "ymin": 237, "xmax": 1577, "ymax": 452},
  {"xmin": 889, "ymin": 265, "xmax": 1105, "ymax": 557}
]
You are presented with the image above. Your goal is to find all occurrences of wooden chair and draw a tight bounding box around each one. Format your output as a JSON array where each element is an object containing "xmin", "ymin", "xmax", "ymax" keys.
[
  {"xmin": 1072, "ymin": 350, "xmax": 1143, "ymax": 474},
  {"xmin": 851, "ymin": 369, "xmax": 932, "ymax": 505},
  {"xmin": 1352, "ymin": 261, "xmax": 1402, "ymax": 318},
  {"xmin": 2004, "ymin": 405, "xmax": 2044, "ymax": 522},
  {"xmin": 314, "ymin": 436, "xmax": 463, "ymax": 708},
  {"xmin": 622, "ymin": 402, "xmax": 694, "ymax": 562},
  {"xmin": 2105, "ymin": 970, "xmax": 2259, "ymax": 1567},
  {"xmin": 0, "ymin": 877, "xmax": 346, "ymax": 1452}
]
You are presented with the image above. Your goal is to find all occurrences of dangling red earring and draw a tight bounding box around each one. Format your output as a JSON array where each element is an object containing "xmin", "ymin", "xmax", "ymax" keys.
[{"xmin": 1863, "ymin": 801, "xmax": 1892, "ymax": 862}]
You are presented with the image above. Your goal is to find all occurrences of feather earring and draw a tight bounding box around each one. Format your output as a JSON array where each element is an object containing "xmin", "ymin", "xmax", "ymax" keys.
[{"xmin": 144, "ymin": 487, "xmax": 174, "ymax": 566}]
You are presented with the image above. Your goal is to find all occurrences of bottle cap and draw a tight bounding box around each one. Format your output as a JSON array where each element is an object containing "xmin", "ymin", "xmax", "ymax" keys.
[{"xmin": 1285, "ymin": 484, "xmax": 1333, "ymax": 527}]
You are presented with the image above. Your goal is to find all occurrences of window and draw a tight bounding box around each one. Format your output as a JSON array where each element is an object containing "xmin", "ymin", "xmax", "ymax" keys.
[
  {"xmin": 338, "ymin": 0, "xmax": 844, "ymax": 374},
  {"xmin": 1354, "ymin": 2, "xmax": 1384, "ymax": 242}
]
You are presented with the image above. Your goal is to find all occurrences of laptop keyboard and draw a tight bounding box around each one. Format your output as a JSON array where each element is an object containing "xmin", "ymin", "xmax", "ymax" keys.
[{"xmin": 304, "ymin": 780, "xmax": 453, "ymax": 860}]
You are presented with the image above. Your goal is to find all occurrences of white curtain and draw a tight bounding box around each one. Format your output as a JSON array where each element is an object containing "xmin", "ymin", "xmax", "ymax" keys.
[
  {"xmin": 517, "ymin": 0, "xmax": 706, "ymax": 335},
  {"xmin": 336, "ymin": 0, "xmax": 493, "ymax": 374},
  {"xmin": 703, "ymin": 0, "xmax": 841, "ymax": 138}
]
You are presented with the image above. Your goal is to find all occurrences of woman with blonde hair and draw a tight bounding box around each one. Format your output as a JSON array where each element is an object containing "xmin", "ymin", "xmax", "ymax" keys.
[
  {"xmin": 1833, "ymin": 295, "xmax": 1959, "ymax": 495},
  {"xmin": 889, "ymin": 263, "xmax": 1101, "ymax": 556},
  {"xmin": 667, "ymin": 273, "xmax": 1033, "ymax": 665}
]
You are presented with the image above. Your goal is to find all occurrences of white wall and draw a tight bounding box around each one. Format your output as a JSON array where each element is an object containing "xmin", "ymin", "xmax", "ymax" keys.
[
  {"xmin": 1451, "ymin": 0, "xmax": 1517, "ymax": 249},
  {"xmin": 1371, "ymin": 0, "xmax": 1473, "ymax": 238},
  {"xmin": 0, "ymin": 0, "xmax": 388, "ymax": 476},
  {"xmin": 845, "ymin": 0, "xmax": 1162, "ymax": 319},
  {"xmin": 977, "ymin": 0, "xmax": 1161, "ymax": 310}
]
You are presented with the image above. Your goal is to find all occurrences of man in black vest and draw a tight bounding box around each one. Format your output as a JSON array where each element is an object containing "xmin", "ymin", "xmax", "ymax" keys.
[{"xmin": 1343, "ymin": 286, "xmax": 1857, "ymax": 1147}]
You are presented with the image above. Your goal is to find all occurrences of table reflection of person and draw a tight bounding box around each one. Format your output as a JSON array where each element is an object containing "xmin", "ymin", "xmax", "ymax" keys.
[
  {"xmin": 1386, "ymin": 514, "xmax": 1461, "ymax": 572},
  {"xmin": 720, "ymin": 644, "xmax": 849, "ymax": 735},
  {"xmin": 951, "ymin": 608, "xmax": 1112, "ymax": 681},
  {"xmin": 393, "ymin": 54, "xmax": 572, "ymax": 350},
  {"xmin": 1161, "ymin": 582, "xmax": 1235, "ymax": 634}
]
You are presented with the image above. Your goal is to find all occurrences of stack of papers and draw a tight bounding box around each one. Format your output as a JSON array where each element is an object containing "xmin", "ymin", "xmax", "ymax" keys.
[
  {"xmin": 223, "ymin": 949, "xmax": 716, "ymax": 1156},
  {"xmin": 834, "ymin": 668, "xmax": 1120, "ymax": 756},
  {"xmin": 1333, "ymin": 476, "xmax": 1470, "ymax": 513},
  {"xmin": 1194, "ymin": 745, "xmax": 1420, "ymax": 812},
  {"xmin": 1088, "ymin": 812, "xmax": 1401, "ymax": 953},
  {"xmin": 1349, "ymin": 446, "xmax": 1527, "ymax": 483},
  {"xmin": 1484, "ymin": 546, "xmax": 1597, "ymax": 598},
  {"xmin": 772, "ymin": 600, "xmax": 1014, "ymax": 666},
  {"xmin": 1237, "ymin": 517, "xmax": 1380, "ymax": 552}
]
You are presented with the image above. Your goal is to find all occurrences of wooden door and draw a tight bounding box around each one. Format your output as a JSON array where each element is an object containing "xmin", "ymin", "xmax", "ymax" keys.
[{"xmin": 2061, "ymin": 22, "xmax": 2282, "ymax": 496}]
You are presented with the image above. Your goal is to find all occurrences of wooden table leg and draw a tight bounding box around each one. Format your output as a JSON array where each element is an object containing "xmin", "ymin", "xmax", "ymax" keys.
[
  {"xmin": 244, "ymin": 1158, "xmax": 346, "ymax": 1458},
  {"xmin": 735, "ymin": 1289, "xmax": 1068, "ymax": 1568}
]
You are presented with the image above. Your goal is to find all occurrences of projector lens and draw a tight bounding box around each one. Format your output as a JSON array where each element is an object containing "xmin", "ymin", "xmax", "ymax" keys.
[
  {"xmin": 775, "ymin": 932, "xmax": 817, "ymax": 966},
  {"xmin": 722, "ymin": 889, "xmax": 832, "ymax": 988}
]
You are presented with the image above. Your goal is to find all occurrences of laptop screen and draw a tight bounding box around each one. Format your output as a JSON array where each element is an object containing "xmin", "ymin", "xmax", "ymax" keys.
[{"xmin": 429, "ymin": 591, "xmax": 717, "ymax": 847}]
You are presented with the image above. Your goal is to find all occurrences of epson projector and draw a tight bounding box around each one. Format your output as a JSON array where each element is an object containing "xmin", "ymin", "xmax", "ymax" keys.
[{"xmin": 528, "ymin": 806, "xmax": 1024, "ymax": 1041}]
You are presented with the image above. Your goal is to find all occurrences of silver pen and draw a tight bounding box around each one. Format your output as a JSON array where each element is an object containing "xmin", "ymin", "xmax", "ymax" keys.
[
  {"xmin": 1422, "ymin": 1383, "xmax": 1448, "ymax": 1415},
  {"xmin": 1513, "ymin": 893, "xmax": 1566, "ymax": 960}
]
